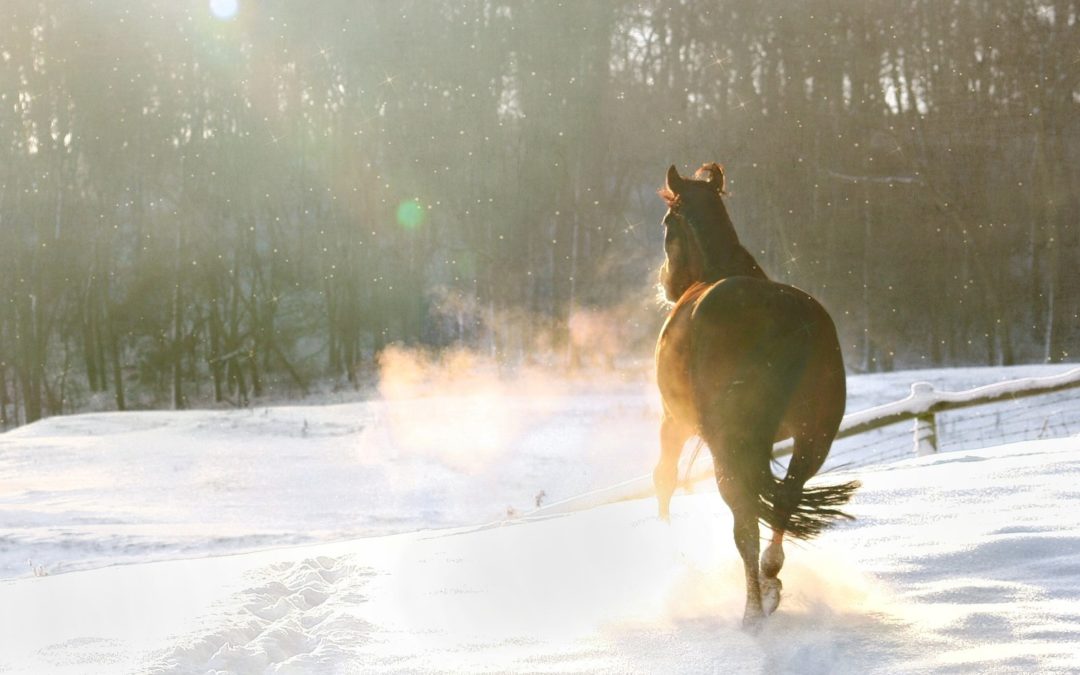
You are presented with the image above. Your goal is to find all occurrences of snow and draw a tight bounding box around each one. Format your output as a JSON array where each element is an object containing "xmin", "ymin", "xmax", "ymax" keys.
[
  {"xmin": 2, "ymin": 436, "xmax": 1079, "ymax": 673},
  {"xmin": 0, "ymin": 363, "xmax": 1078, "ymax": 672},
  {"xmin": 0, "ymin": 390, "xmax": 660, "ymax": 580},
  {"xmin": 2, "ymin": 364, "xmax": 1070, "ymax": 582}
]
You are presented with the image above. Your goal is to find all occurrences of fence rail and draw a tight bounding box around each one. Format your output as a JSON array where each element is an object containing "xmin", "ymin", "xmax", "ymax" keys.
[
  {"xmin": 530, "ymin": 366, "xmax": 1080, "ymax": 517},
  {"xmin": 834, "ymin": 366, "xmax": 1080, "ymax": 450}
]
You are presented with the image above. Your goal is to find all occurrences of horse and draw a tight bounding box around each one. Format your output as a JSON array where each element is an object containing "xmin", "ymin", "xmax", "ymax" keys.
[{"xmin": 653, "ymin": 163, "xmax": 859, "ymax": 630}]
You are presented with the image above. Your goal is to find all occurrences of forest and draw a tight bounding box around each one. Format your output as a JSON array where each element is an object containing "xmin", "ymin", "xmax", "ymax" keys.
[{"xmin": 1, "ymin": 0, "xmax": 1077, "ymax": 425}]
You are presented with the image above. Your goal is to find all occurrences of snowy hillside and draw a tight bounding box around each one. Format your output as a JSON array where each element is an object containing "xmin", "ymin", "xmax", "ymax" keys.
[
  {"xmin": 2, "ymin": 436, "xmax": 1078, "ymax": 674},
  {"xmin": 0, "ymin": 364, "xmax": 1073, "ymax": 580}
]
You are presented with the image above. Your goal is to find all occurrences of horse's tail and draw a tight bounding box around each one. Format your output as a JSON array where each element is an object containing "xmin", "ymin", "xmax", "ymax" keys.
[
  {"xmin": 757, "ymin": 475, "xmax": 860, "ymax": 540},
  {"xmin": 700, "ymin": 415, "xmax": 859, "ymax": 540},
  {"xmin": 694, "ymin": 380, "xmax": 859, "ymax": 540}
]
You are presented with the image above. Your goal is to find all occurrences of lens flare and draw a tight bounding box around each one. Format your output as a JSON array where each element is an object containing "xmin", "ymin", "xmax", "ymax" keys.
[
  {"xmin": 209, "ymin": 0, "xmax": 239, "ymax": 20},
  {"xmin": 396, "ymin": 199, "xmax": 425, "ymax": 229}
]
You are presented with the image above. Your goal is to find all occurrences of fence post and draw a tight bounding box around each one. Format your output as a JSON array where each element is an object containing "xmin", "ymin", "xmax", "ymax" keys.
[{"xmin": 910, "ymin": 382, "xmax": 938, "ymax": 456}]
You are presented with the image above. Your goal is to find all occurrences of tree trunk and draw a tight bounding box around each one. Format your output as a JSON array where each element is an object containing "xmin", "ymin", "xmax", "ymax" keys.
[
  {"xmin": 109, "ymin": 322, "xmax": 125, "ymax": 411},
  {"xmin": 171, "ymin": 228, "xmax": 185, "ymax": 410},
  {"xmin": 0, "ymin": 363, "xmax": 9, "ymax": 427}
]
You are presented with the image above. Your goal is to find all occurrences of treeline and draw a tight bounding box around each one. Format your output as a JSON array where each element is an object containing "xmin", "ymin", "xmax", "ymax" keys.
[{"xmin": 1, "ymin": 1, "xmax": 1077, "ymax": 425}]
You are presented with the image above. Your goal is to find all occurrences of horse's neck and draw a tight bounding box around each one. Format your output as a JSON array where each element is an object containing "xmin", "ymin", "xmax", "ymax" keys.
[
  {"xmin": 702, "ymin": 207, "xmax": 769, "ymax": 282},
  {"xmin": 709, "ymin": 245, "xmax": 768, "ymax": 281},
  {"xmin": 725, "ymin": 246, "xmax": 768, "ymax": 280}
]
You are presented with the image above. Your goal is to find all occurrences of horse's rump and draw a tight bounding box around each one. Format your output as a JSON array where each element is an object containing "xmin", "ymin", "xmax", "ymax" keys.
[{"xmin": 688, "ymin": 276, "xmax": 855, "ymax": 538}]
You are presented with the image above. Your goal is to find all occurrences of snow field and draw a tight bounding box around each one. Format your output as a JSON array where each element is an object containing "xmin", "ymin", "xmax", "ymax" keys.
[
  {"xmin": 1, "ymin": 364, "xmax": 1079, "ymax": 673},
  {"xmin": 2, "ymin": 364, "xmax": 1070, "ymax": 582},
  {"xmin": 4, "ymin": 437, "xmax": 1078, "ymax": 673}
]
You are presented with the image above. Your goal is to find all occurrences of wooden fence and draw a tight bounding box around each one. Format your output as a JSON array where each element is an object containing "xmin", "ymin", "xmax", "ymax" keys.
[{"xmin": 530, "ymin": 366, "xmax": 1080, "ymax": 517}]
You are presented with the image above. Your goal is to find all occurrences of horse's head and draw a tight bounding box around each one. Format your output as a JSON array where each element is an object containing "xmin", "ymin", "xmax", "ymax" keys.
[{"xmin": 657, "ymin": 163, "xmax": 741, "ymax": 302}]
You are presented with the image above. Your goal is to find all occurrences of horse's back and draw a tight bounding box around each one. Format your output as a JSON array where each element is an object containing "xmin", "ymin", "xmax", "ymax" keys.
[
  {"xmin": 690, "ymin": 276, "xmax": 833, "ymax": 356},
  {"xmin": 692, "ymin": 276, "xmax": 827, "ymax": 328}
]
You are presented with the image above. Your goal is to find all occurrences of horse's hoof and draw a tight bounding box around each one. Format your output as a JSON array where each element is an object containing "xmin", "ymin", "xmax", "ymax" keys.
[
  {"xmin": 741, "ymin": 610, "xmax": 765, "ymax": 633},
  {"xmin": 760, "ymin": 577, "xmax": 782, "ymax": 616}
]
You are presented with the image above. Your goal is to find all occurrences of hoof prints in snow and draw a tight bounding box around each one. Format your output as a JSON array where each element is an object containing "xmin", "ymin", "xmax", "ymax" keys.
[
  {"xmin": 150, "ymin": 556, "xmax": 373, "ymax": 673},
  {"xmin": 37, "ymin": 637, "xmax": 124, "ymax": 667}
]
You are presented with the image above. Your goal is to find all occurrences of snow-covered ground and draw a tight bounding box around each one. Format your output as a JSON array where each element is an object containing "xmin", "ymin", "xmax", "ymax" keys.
[
  {"xmin": 0, "ymin": 364, "xmax": 1072, "ymax": 580},
  {"xmin": 2, "ymin": 435, "xmax": 1079, "ymax": 673},
  {"xmin": 1, "ymin": 364, "xmax": 1079, "ymax": 673}
]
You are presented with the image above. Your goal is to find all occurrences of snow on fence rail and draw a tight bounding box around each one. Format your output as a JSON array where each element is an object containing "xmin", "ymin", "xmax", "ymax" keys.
[
  {"xmin": 530, "ymin": 366, "xmax": 1080, "ymax": 517},
  {"xmin": 834, "ymin": 366, "xmax": 1080, "ymax": 452}
]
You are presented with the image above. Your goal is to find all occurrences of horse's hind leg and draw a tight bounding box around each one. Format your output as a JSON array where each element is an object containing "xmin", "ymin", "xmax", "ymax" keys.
[
  {"xmin": 717, "ymin": 473, "xmax": 765, "ymax": 630},
  {"xmin": 709, "ymin": 426, "xmax": 772, "ymax": 630},
  {"xmin": 759, "ymin": 486, "xmax": 793, "ymax": 616},
  {"xmin": 758, "ymin": 432, "xmax": 833, "ymax": 614},
  {"xmin": 654, "ymin": 414, "xmax": 691, "ymax": 520}
]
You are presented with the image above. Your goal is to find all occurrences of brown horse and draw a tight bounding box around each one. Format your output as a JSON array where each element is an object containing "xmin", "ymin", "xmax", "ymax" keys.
[{"xmin": 654, "ymin": 163, "xmax": 859, "ymax": 630}]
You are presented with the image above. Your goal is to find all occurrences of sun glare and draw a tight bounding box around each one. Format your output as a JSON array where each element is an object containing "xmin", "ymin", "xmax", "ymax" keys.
[
  {"xmin": 209, "ymin": 0, "xmax": 238, "ymax": 21},
  {"xmin": 396, "ymin": 199, "xmax": 425, "ymax": 229}
]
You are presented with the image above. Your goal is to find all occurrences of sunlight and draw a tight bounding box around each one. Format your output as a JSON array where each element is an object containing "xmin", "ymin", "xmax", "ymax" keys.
[
  {"xmin": 1, "ymin": 0, "xmax": 1078, "ymax": 671},
  {"xmin": 209, "ymin": 0, "xmax": 238, "ymax": 21}
]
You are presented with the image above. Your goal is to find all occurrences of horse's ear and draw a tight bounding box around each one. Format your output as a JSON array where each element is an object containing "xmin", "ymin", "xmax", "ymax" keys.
[
  {"xmin": 696, "ymin": 162, "xmax": 726, "ymax": 194},
  {"xmin": 665, "ymin": 165, "xmax": 685, "ymax": 194}
]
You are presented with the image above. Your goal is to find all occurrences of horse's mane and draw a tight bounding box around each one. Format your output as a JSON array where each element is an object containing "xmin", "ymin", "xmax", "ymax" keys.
[
  {"xmin": 669, "ymin": 281, "xmax": 711, "ymax": 315},
  {"xmin": 693, "ymin": 163, "xmax": 727, "ymax": 194},
  {"xmin": 657, "ymin": 187, "xmax": 680, "ymax": 209}
]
